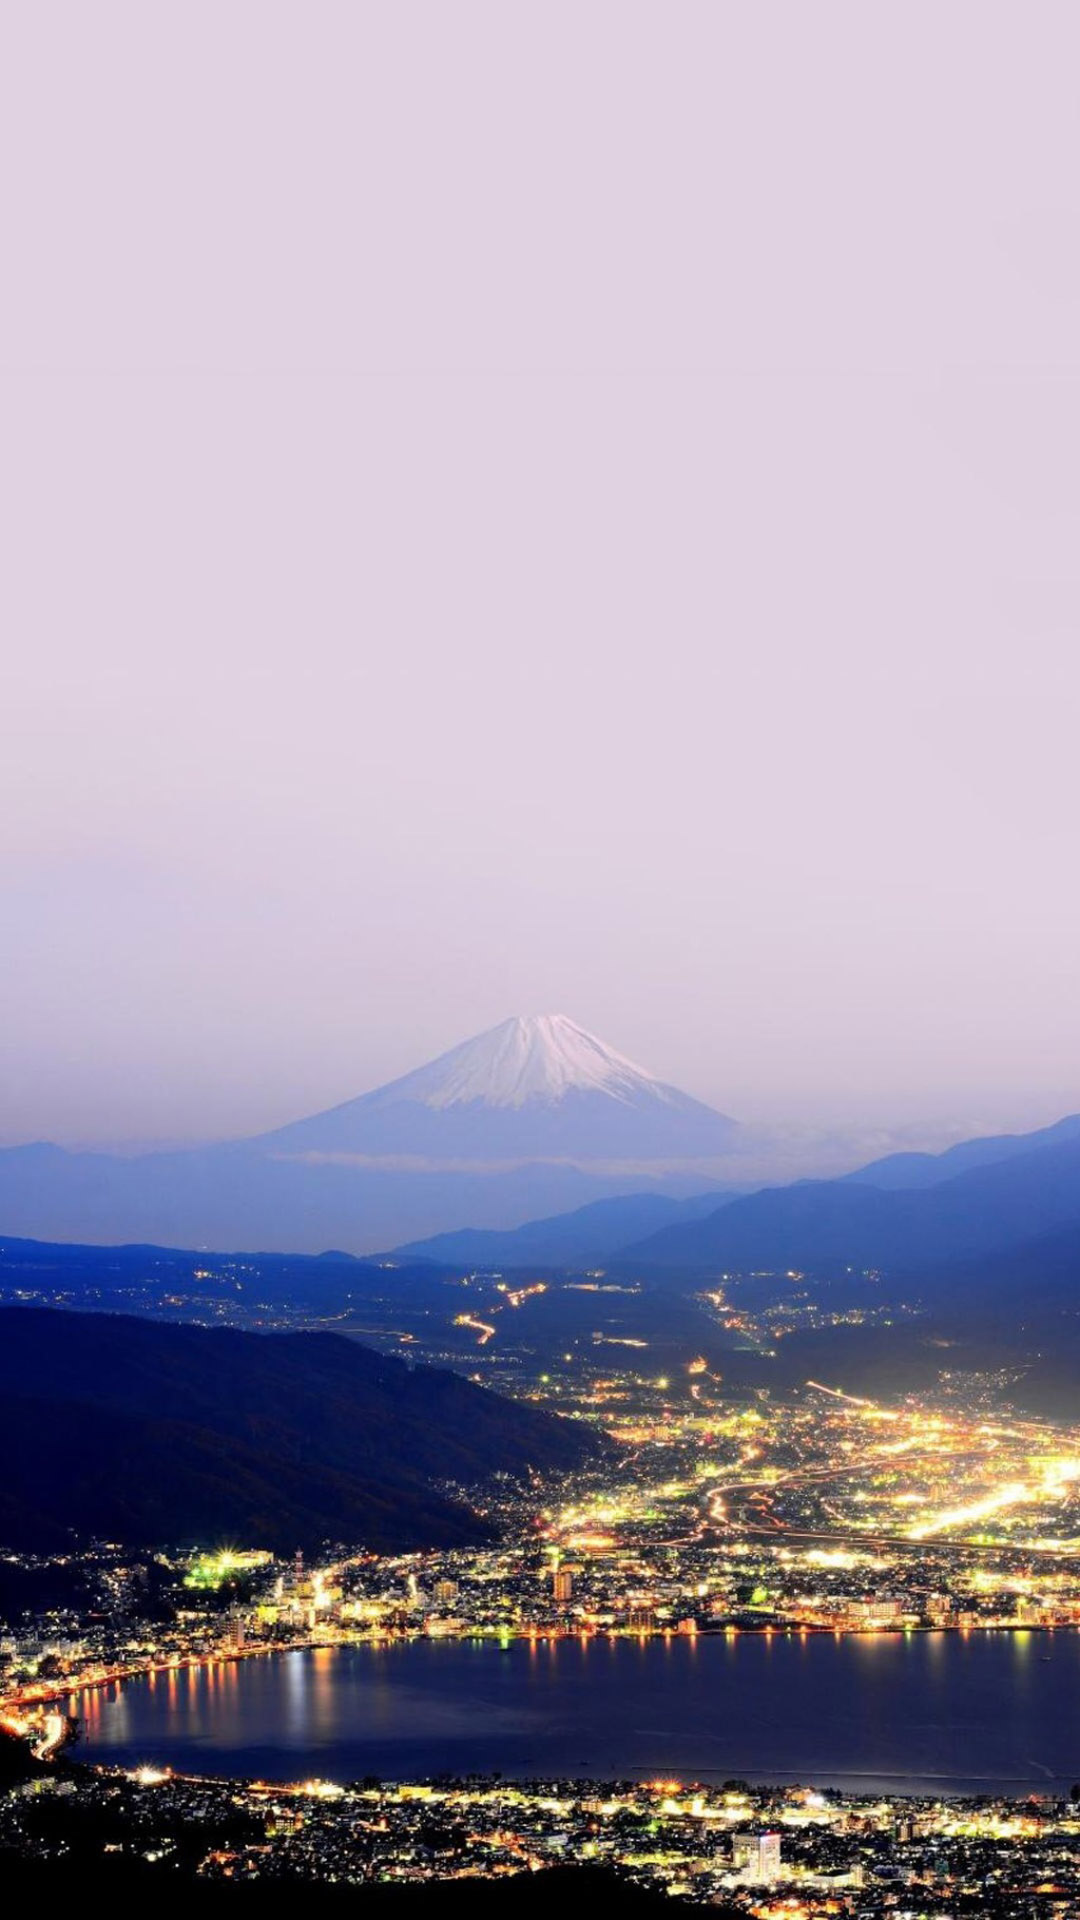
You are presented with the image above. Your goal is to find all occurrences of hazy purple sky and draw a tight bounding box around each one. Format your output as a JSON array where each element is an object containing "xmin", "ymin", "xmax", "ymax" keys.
[{"xmin": 3, "ymin": 3, "xmax": 1080, "ymax": 1147}]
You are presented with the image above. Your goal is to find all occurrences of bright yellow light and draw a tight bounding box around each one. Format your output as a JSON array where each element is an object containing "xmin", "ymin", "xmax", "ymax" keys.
[
  {"xmin": 908, "ymin": 1482, "xmax": 1029, "ymax": 1539},
  {"xmin": 452, "ymin": 1314, "xmax": 497, "ymax": 1345}
]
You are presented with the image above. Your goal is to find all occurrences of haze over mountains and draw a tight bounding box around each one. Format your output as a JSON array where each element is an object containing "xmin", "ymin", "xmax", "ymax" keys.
[
  {"xmin": 392, "ymin": 1111, "xmax": 1080, "ymax": 1291},
  {"xmin": 840, "ymin": 1115, "xmax": 1080, "ymax": 1189},
  {"xmin": 1, "ymin": 1012, "xmax": 1076, "ymax": 1266},
  {"xmin": 0, "ymin": 1015, "xmax": 750, "ymax": 1253},
  {"xmin": 394, "ymin": 1191, "xmax": 734, "ymax": 1270},
  {"xmin": 623, "ymin": 1112, "xmax": 1080, "ymax": 1275},
  {"xmin": 4, "ymin": 1103, "xmax": 1080, "ymax": 1438}
]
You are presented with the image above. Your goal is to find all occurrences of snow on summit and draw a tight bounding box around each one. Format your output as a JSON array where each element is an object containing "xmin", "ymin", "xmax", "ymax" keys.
[
  {"xmin": 385, "ymin": 1014, "xmax": 664, "ymax": 1110},
  {"xmin": 257, "ymin": 1014, "xmax": 738, "ymax": 1163}
]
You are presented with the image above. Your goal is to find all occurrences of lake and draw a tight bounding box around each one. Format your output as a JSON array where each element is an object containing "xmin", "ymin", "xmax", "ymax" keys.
[{"xmin": 72, "ymin": 1631, "xmax": 1080, "ymax": 1796}]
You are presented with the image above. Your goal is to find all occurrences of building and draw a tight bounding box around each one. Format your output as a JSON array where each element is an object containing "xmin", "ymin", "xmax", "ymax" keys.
[
  {"xmin": 732, "ymin": 1831, "xmax": 781, "ymax": 1882},
  {"xmin": 553, "ymin": 1567, "xmax": 574, "ymax": 1604},
  {"xmin": 849, "ymin": 1596, "xmax": 904, "ymax": 1627}
]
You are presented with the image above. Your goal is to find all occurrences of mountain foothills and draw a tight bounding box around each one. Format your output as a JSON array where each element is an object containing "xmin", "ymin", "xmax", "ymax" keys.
[
  {"xmin": 621, "ymin": 1112, "xmax": 1080, "ymax": 1273},
  {"xmin": 392, "ymin": 1189, "xmax": 735, "ymax": 1269},
  {"xmin": 0, "ymin": 1016, "xmax": 745, "ymax": 1254},
  {"xmin": 394, "ymin": 1112, "xmax": 1080, "ymax": 1277},
  {"xmin": 3, "ymin": 1097, "xmax": 1080, "ymax": 1469},
  {"xmin": 0, "ymin": 1309, "xmax": 607, "ymax": 1554},
  {"xmin": 2, "ymin": 1105, "xmax": 1079, "ymax": 1311},
  {"xmin": 1, "ymin": 1014, "xmax": 1079, "ymax": 1444}
]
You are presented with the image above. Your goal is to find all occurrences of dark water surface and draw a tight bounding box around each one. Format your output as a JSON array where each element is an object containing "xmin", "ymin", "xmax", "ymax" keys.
[{"xmin": 74, "ymin": 1632, "xmax": 1080, "ymax": 1795}]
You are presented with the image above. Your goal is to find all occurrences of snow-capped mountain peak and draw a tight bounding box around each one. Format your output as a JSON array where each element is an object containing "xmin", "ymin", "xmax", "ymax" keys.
[
  {"xmin": 257, "ymin": 1014, "xmax": 738, "ymax": 1162},
  {"xmin": 384, "ymin": 1014, "xmax": 662, "ymax": 1111}
]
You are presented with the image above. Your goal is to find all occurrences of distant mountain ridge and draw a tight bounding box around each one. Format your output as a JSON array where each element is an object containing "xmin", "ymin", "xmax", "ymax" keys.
[
  {"xmin": 393, "ymin": 1189, "xmax": 736, "ymax": 1269},
  {"xmin": 0, "ymin": 1016, "xmax": 742, "ymax": 1252},
  {"xmin": 842, "ymin": 1112, "xmax": 1080, "ymax": 1189},
  {"xmin": 3, "ymin": 1015, "xmax": 1075, "ymax": 1261},
  {"xmin": 620, "ymin": 1116, "xmax": 1080, "ymax": 1273},
  {"xmin": 390, "ymin": 1111, "xmax": 1080, "ymax": 1275}
]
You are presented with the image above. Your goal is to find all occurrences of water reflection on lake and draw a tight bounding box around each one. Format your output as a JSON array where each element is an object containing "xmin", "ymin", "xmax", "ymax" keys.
[{"xmin": 75, "ymin": 1630, "xmax": 1080, "ymax": 1796}]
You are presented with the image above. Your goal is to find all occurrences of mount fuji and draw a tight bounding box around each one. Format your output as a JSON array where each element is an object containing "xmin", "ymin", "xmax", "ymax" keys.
[
  {"xmin": 0, "ymin": 1017, "xmax": 742, "ymax": 1253},
  {"xmin": 258, "ymin": 1014, "xmax": 740, "ymax": 1163}
]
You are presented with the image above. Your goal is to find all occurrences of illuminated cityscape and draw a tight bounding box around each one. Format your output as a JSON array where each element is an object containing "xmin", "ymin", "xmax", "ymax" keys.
[
  {"xmin": 7, "ymin": 1351, "xmax": 1080, "ymax": 1909},
  {"xmin": 6, "ymin": 3, "xmax": 1080, "ymax": 1909},
  {"xmin": 10, "ymin": 1761, "xmax": 1080, "ymax": 1912},
  {"xmin": 9, "ymin": 1366, "xmax": 1080, "ymax": 1708}
]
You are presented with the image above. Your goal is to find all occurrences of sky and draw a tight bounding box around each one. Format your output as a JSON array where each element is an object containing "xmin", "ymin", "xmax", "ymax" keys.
[{"xmin": 3, "ymin": 2, "xmax": 1080, "ymax": 1148}]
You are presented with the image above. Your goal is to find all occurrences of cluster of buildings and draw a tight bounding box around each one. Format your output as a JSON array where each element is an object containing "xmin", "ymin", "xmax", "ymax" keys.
[
  {"xmin": 6, "ymin": 1378, "xmax": 1080, "ymax": 1722},
  {"xmin": 5, "ymin": 1358, "xmax": 1080, "ymax": 1911},
  {"xmin": 6, "ymin": 1763, "xmax": 1080, "ymax": 1913}
]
